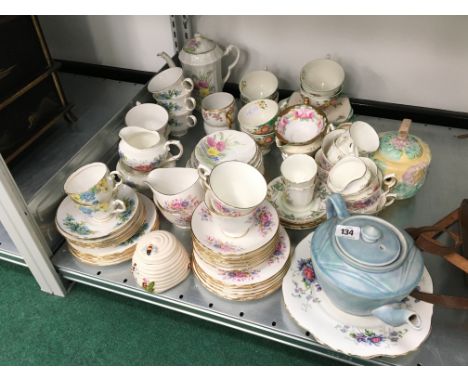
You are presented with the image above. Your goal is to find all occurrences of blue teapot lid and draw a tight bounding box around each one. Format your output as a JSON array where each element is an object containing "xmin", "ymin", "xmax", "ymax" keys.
[{"xmin": 335, "ymin": 216, "xmax": 407, "ymax": 271}]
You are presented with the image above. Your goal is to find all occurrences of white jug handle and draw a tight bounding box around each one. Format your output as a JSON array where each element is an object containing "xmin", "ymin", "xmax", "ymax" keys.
[
  {"xmin": 187, "ymin": 115, "xmax": 197, "ymax": 128},
  {"xmin": 185, "ymin": 97, "xmax": 197, "ymax": 112},
  {"xmin": 222, "ymin": 44, "xmax": 240, "ymax": 84},
  {"xmin": 164, "ymin": 140, "xmax": 184, "ymax": 163},
  {"xmin": 110, "ymin": 170, "xmax": 123, "ymax": 192}
]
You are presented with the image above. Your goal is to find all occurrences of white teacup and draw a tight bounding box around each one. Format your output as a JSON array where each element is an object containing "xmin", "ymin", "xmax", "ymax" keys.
[
  {"xmin": 326, "ymin": 131, "xmax": 358, "ymax": 164},
  {"xmin": 147, "ymin": 67, "xmax": 194, "ymax": 99},
  {"xmin": 239, "ymin": 70, "xmax": 278, "ymax": 103},
  {"xmin": 125, "ymin": 102, "xmax": 169, "ymax": 138},
  {"xmin": 168, "ymin": 112, "xmax": 197, "ymax": 137},
  {"xmin": 349, "ymin": 121, "xmax": 380, "ymax": 155},
  {"xmin": 156, "ymin": 95, "xmax": 196, "ymax": 116},
  {"xmin": 201, "ymin": 92, "xmax": 236, "ymax": 128},
  {"xmin": 328, "ymin": 157, "xmax": 371, "ymax": 195},
  {"xmin": 198, "ymin": 161, "xmax": 267, "ymax": 217},
  {"xmin": 205, "ymin": 191, "xmax": 252, "ymax": 238},
  {"xmin": 64, "ymin": 162, "xmax": 126, "ymax": 219},
  {"xmin": 300, "ymin": 59, "xmax": 345, "ymax": 97},
  {"xmin": 280, "ymin": 154, "xmax": 317, "ymax": 209}
]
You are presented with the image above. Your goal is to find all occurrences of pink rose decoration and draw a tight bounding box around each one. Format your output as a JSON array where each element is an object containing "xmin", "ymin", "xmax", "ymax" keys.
[
  {"xmin": 207, "ymin": 136, "xmax": 216, "ymax": 147},
  {"xmin": 216, "ymin": 141, "xmax": 226, "ymax": 151}
]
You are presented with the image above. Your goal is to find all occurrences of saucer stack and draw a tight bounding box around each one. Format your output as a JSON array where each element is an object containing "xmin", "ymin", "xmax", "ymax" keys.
[
  {"xmin": 56, "ymin": 185, "xmax": 158, "ymax": 266},
  {"xmin": 132, "ymin": 230, "xmax": 191, "ymax": 293},
  {"xmin": 186, "ymin": 130, "xmax": 264, "ymax": 175},
  {"xmin": 191, "ymin": 202, "xmax": 291, "ymax": 301}
]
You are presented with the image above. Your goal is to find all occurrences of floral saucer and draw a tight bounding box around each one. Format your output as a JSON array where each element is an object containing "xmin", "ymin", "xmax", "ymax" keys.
[
  {"xmin": 68, "ymin": 193, "xmax": 157, "ymax": 257},
  {"xmin": 194, "ymin": 226, "xmax": 290, "ymax": 286},
  {"xmin": 56, "ymin": 184, "xmax": 139, "ymax": 240},
  {"xmin": 191, "ymin": 201, "xmax": 279, "ymax": 256},
  {"xmin": 282, "ymin": 233, "xmax": 434, "ymax": 359},
  {"xmin": 267, "ymin": 177, "xmax": 329, "ymax": 227},
  {"xmin": 194, "ymin": 130, "xmax": 257, "ymax": 169}
]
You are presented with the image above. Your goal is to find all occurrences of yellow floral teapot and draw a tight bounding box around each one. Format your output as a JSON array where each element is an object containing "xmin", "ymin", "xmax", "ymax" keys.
[{"xmin": 371, "ymin": 119, "xmax": 431, "ymax": 199}]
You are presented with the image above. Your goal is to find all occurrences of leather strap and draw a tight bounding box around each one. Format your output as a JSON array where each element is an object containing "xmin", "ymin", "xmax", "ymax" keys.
[{"xmin": 404, "ymin": 200, "xmax": 468, "ymax": 309}]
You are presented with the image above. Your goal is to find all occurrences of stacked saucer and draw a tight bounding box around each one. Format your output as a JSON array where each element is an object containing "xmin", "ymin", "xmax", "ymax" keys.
[
  {"xmin": 132, "ymin": 230, "xmax": 191, "ymax": 293},
  {"xmin": 186, "ymin": 130, "xmax": 264, "ymax": 175},
  {"xmin": 191, "ymin": 201, "xmax": 291, "ymax": 301},
  {"xmin": 67, "ymin": 194, "xmax": 159, "ymax": 266}
]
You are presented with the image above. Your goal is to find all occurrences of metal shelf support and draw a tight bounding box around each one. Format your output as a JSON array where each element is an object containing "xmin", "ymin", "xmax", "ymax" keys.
[{"xmin": 0, "ymin": 154, "xmax": 67, "ymax": 296}]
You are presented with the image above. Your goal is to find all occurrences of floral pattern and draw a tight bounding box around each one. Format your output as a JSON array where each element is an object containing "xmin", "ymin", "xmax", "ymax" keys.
[
  {"xmin": 142, "ymin": 278, "xmax": 155, "ymax": 293},
  {"xmin": 250, "ymin": 206, "xmax": 275, "ymax": 237},
  {"xmin": 157, "ymin": 89, "xmax": 182, "ymax": 100},
  {"xmin": 62, "ymin": 214, "xmax": 94, "ymax": 235},
  {"xmin": 277, "ymin": 106, "xmax": 324, "ymax": 137},
  {"xmin": 199, "ymin": 205, "xmax": 213, "ymax": 221},
  {"xmin": 218, "ymin": 269, "xmax": 260, "ymax": 282},
  {"xmin": 192, "ymin": 71, "xmax": 215, "ymax": 99},
  {"xmin": 168, "ymin": 118, "xmax": 182, "ymax": 127},
  {"xmin": 212, "ymin": 199, "xmax": 243, "ymax": 217},
  {"xmin": 206, "ymin": 236, "xmax": 245, "ymax": 252},
  {"xmin": 184, "ymin": 38, "xmax": 202, "ymax": 53},
  {"xmin": 116, "ymin": 197, "xmax": 135, "ymax": 226},
  {"xmin": 196, "ymin": 131, "xmax": 244, "ymax": 165},
  {"xmin": 291, "ymin": 258, "xmax": 322, "ymax": 303},
  {"xmin": 163, "ymin": 195, "xmax": 201, "ymax": 213},
  {"xmin": 70, "ymin": 177, "xmax": 110, "ymax": 206},
  {"xmin": 119, "ymin": 150, "xmax": 162, "ymax": 172},
  {"xmin": 379, "ymin": 132, "xmax": 422, "ymax": 161},
  {"xmin": 159, "ymin": 101, "xmax": 182, "ymax": 112},
  {"xmin": 267, "ymin": 235, "xmax": 287, "ymax": 265},
  {"xmin": 335, "ymin": 326, "xmax": 408, "ymax": 346}
]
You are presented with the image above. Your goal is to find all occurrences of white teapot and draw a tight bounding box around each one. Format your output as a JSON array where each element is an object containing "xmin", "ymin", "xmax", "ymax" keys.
[{"xmin": 158, "ymin": 33, "xmax": 240, "ymax": 103}]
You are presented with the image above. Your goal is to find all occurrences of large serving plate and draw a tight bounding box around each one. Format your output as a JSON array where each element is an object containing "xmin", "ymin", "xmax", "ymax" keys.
[{"xmin": 282, "ymin": 233, "xmax": 434, "ymax": 359}]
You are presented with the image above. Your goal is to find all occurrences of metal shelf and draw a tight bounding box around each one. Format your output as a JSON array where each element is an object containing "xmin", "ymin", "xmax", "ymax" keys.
[{"xmin": 51, "ymin": 98, "xmax": 468, "ymax": 365}]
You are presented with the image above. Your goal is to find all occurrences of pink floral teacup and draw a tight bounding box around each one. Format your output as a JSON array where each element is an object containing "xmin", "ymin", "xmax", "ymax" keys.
[
  {"xmin": 201, "ymin": 92, "xmax": 236, "ymax": 128},
  {"xmin": 145, "ymin": 167, "xmax": 204, "ymax": 229}
]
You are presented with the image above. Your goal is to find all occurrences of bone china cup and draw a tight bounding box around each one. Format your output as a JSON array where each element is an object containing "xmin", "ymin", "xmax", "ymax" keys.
[
  {"xmin": 239, "ymin": 70, "xmax": 279, "ymax": 102},
  {"xmin": 201, "ymin": 92, "xmax": 236, "ymax": 127},
  {"xmin": 125, "ymin": 103, "xmax": 169, "ymax": 138},
  {"xmin": 156, "ymin": 95, "xmax": 196, "ymax": 115},
  {"xmin": 280, "ymin": 154, "xmax": 317, "ymax": 209},
  {"xmin": 238, "ymin": 99, "xmax": 279, "ymax": 135},
  {"xmin": 147, "ymin": 67, "xmax": 194, "ymax": 98},
  {"xmin": 198, "ymin": 161, "xmax": 267, "ymax": 217},
  {"xmin": 204, "ymin": 190, "xmax": 253, "ymax": 238},
  {"xmin": 168, "ymin": 112, "xmax": 198, "ymax": 137},
  {"xmin": 64, "ymin": 162, "xmax": 125, "ymax": 215},
  {"xmin": 300, "ymin": 59, "xmax": 345, "ymax": 96}
]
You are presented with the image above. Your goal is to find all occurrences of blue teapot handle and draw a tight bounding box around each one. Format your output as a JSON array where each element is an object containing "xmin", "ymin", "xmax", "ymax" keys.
[{"xmin": 326, "ymin": 193, "xmax": 350, "ymax": 220}]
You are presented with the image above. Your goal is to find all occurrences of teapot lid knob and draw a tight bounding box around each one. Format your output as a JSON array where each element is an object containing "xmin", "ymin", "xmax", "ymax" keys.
[{"xmin": 361, "ymin": 225, "xmax": 382, "ymax": 243}]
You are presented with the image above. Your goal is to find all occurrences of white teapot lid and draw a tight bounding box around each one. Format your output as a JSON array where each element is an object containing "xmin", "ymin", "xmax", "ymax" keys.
[{"xmin": 183, "ymin": 33, "xmax": 216, "ymax": 54}]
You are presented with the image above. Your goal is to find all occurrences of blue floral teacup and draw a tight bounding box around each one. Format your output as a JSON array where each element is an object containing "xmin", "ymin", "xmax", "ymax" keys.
[{"xmin": 64, "ymin": 162, "xmax": 126, "ymax": 218}]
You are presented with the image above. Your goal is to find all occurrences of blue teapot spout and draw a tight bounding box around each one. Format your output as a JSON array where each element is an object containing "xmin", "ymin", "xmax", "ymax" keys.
[{"xmin": 371, "ymin": 304, "xmax": 422, "ymax": 329}]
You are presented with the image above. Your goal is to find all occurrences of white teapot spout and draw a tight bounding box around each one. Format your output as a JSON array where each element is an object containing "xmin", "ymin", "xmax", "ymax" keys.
[{"xmin": 157, "ymin": 51, "xmax": 176, "ymax": 68}]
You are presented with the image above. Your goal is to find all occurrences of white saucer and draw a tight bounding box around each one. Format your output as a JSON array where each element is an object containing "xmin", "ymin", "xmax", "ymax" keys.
[
  {"xmin": 68, "ymin": 193, "xmax": 157, "ymax": 256},
  {"xmin": 194, "ymin": 226, "xmax": 290, "ymax": 285},
  {"xmin": 56, "ymin": 184, "xmax": 139, "ymax": 240},
  {"xmin": 191, "ymin": 201, "xmax": 279, "ymax": 256},
  {"xmin": 267, "ymin": 177, "xmax": 329, "ymax": 225},
  {"xmin": 282, "ymin": 233, "xmax": 434, "ymax": 359}
]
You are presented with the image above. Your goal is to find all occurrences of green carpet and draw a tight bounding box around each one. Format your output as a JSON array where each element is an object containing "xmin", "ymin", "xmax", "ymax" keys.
[{"xmin": 0, "ymin": 261, "xmax": 342, "ymax": 365}]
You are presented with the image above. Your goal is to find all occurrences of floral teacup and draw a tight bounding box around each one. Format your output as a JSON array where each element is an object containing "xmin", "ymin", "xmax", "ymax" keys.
[
  {"xmin": 238, "ymin": 99, "xmax": 278, "ymax": 135},
  {"xmin": 201, "ymin": 92, "xmax": 236, "ymax": 128},
  {"xmin": 64, "ymin": 162, "xmax": 126, "ymax": 217}
]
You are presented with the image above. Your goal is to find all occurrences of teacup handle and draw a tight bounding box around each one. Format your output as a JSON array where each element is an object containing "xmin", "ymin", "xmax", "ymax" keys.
[
  {"xmin": 187, "ymin": 114, "xmax": 197, "ymax": 128},
  {"xmin": 110, "ymin": 170, "xmax": 123, "ymax": 192},
  {"xmin": 182, "ymin": 78, "xmax": 194, "ymax": 92},
  {"xmin": 383, "ymin": 193, "xmax": 397, "ymax": 208},
  {"xmin": 111, "ymin": 199, "xmax": 126, "ymax": 214},
  {"xmin": 185, "ymin": 97, "xmax": 196, "ymax": 112},
  {"xmin": 163, "ymin": 140, "xmax": 184, "ymax": 163},
  {"xmin": 226, "ymin": 110, "xmax": 234, "ymax": 129},
  {"xmin": 222, "ymin": 44, "xmax": 241, "ymax": 84},
  {"xmin": 197, "ymin": 165, "xmax": 212, "ymax": 191},
  {"xmin": 326, "ymin": 123, "xmax": 337, "ymax": 133},
  {"xmin": 382, "ymin": 173, "xmax": 398, "ymax": 191}
]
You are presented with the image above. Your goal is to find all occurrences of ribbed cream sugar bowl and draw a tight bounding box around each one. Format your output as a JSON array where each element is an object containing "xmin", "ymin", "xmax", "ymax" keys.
[{"xmin": 132, "ymin": 230, "xmax": 190, "ymax": 293}]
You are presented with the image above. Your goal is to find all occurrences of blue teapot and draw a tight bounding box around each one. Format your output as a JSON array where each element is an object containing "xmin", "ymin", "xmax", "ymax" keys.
[{"xmin": 310, "ymin": 193, "xmax": 424, "ymax": 328}]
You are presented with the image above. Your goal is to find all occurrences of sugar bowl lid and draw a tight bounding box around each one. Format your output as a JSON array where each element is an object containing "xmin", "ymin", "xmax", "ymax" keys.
[
  {"xmin": 334, "ymin": 215, "xmax": 408, "ymax": 272},
  {"xmin": 183, "ymin": 33, "xmax": 216, "ymax": 54}
]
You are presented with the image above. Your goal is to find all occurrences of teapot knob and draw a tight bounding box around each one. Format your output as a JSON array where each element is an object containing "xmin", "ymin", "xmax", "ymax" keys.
[{"xmin": 361, "ymin": 225, "xmax": 382, "ymax": 243}]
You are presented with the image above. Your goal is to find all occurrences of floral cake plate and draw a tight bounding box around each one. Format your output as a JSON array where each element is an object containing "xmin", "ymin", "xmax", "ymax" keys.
[
  {"xmin": 56, "ymin": 184, "xmax": 139, "ymax": 240},
  {"xmin": 194, "ymin": 130, "xmax": 257, "ymax": 169},
  {"xmin": 67, "ymin": 193, "xmax": 157, "ymax": 256},
  {"xmin": 194, "ymin": 226, "xmax": 290, "ymax": 286},
  {"xmin": 267, "ymin": 177, "xmax": 330, "ymax": 227},
  {"xmin": 191, "ymin": 201, "xmax": 279, "ymax": 256},
  {"xmin": 282, "ymin": 233, "xmax": 434, "ymax": 359}
]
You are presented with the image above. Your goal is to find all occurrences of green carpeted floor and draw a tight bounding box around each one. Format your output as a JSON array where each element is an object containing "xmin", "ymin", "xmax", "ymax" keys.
[{"xmin": 0, "ymin": 260, "xmax": 341, "ymax": 365}]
